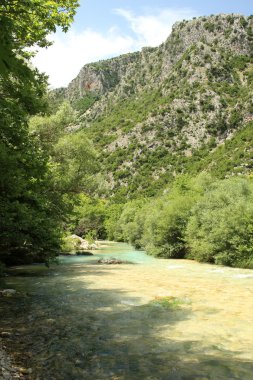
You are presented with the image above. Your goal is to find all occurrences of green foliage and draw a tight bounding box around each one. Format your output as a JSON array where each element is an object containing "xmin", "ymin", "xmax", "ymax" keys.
[
  {"xmin": 0, "ymin": 1, "xmax": 78, "ymax": 51},
  {"xmin": 227, "ymin": 15, "xmax": 235, "ymax": 25},
  {"xmin": 52, "ymin": 131, "xmax": 98, "ymax": 193},
  {"xmin": 140, "ymin": 174, "xmax": 213, "ymax": 258},
  {"xmin": 186, "ymin": 178, "xmax": 253, "ymax": 267},
  {"xmin": 105, "ymin": 174, "xmax": 253, "ymax": 268},
  {"xmin": 240, "ymin": 17, "xmax": 248, "ymax": 28},
  {"xmin": 30, "ymin": 101, "xmax": 100, "ymax": 195},
  {"xmin": 0, "ymin": 0, "xmax": 79, "ymax": 265},
  {"xmin": 0, "ymin": 136, "xmax": 66, "ymax": 265},
  {"xmin": 61, "ymin": 235, "xmax": 82, "ymax": 253},
  {"xmin": 85, "ymin": 231, "xmax": 96, "ymax": 244},
  {"xmin": 150, "ymin": 296, "xmax": 187, "ymax": 309},
  {"xmin": 105, "ymin": 174, "xmax": 213, "ymax": 259},
  {"xmin": 29, "ymin": 102, "xmax": 76, "ymax": 148},
  {"xmin": 72, "ymin": 94, "xmax": 99, "ymax": 115},
  {"xmin": 115, "ymin": 199, "xmax": 148, "ymax": 244},
  {"xmin": 69, "ymin": 194, "xmax": 107, "ymax": 239},
  {"xmin": 204, "ymin": 22, "xmax": 215, "ymax": 32},
  {"xmin": 186, "ymin": 121, "xmax": 253, "ymax": 178},
  {"xmin": 104, "ymin": 203, "xmax": 124, "ymax": 240}
]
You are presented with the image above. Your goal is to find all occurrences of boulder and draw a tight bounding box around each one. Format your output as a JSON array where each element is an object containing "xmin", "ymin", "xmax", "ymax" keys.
[{"xmin": 70, "ymin": 235, "xmax": 98, "ymax": 250}]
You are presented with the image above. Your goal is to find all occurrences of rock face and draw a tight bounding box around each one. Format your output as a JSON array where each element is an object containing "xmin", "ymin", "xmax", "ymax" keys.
[
  {"xmin": 54, "ymin": 14, "xmax": 253, "ymax": 198},
  {"xmin": 60, "ymin": 52, "xmax": 140, "ymax": 102},
  {"xmin": 60, "ymin": 15, "xmax": 252, "ymax": 104}
]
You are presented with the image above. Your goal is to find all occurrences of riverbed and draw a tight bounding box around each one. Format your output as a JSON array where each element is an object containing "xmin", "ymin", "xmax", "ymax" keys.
[{"xmin": 1, "ymin": 242, "xmax": 253, "ymax": 379}]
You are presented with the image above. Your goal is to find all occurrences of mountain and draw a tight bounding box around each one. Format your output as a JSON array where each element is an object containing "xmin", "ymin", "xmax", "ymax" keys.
[{"xmin": 53, "ymin": 13, "xmax": 253, "ymax": 200}]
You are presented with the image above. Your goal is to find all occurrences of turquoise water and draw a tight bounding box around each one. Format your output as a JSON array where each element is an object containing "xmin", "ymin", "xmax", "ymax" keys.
[
  {"xmin": 1, "ymin": 242, "xmax": 253, "ymax": 379},
  {"xmin": 60, "ymin": 242, "xmax": 156, "ymax": 265}
]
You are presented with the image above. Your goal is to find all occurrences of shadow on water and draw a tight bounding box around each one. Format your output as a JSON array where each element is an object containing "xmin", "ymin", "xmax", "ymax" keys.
[{"xmin": 1, "ymin": 262, "xmax": 253, "ymax": 379}]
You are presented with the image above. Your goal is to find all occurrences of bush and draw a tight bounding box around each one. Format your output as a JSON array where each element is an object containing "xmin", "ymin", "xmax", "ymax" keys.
[
  {"xmin": 104, "ymin": 203, "xmax": 124, "ymax": 240},
  {"xmin": 186, "ymin": 178, "xmax": 253, "ymax": 267},
  {"xmin": 69, "ymin": 194, "xmax": 107, "ymax": 239},
  {"xmin": 116, "ymin": 199, "xmax": 148, "ymax": 243},
  {"xmin": 61, "ymin": 236, "xmax": 81, "ymax": 253},
  {"xmin": 140, "ymin": 173, "xmax": 213, "ymax": 258},
  {"xmin": 142, "ymin": 195, "xmax": 194, "ymax": 258}
]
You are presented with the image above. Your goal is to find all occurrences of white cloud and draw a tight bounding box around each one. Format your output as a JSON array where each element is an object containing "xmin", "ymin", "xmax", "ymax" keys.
[
  {"xmin": 32, "ymin": 28, "xmax": 136, "ymax": 88},
  {"xmin": 115, "ymin": 8, "xmax": 198, "ymax": 46},
  {"xmin": 32, "ymin": 7, "xmax": 198, "ymax": 88}
]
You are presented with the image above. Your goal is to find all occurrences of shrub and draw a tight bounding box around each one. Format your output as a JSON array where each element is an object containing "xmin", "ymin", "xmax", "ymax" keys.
[
  {"xmin": 204, "ymin": 22, "xmax": 215, "ymax": 32},
  {"xmin": 186, "ymin": 178, "xmax": 253, "ymax": 267},
  {"xmin": 140, "ymin": 174, "xmax": 213, "ymax": 258},
  {"xmin": 61, "ymin": 236, "xmax": 81, "ymax": 253},
  {"xmin": 142, "ymin": 195, "xmax": 195, "ymax": 258}
]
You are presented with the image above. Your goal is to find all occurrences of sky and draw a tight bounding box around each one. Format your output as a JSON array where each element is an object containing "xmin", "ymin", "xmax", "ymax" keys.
[{"xmin": 32, "ymin": 0, "xmax": 253, "ymax": 88}]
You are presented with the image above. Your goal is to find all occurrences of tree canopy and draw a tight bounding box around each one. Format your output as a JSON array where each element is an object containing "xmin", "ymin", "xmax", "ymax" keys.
[{"xmin": 0, "ymin": 0, "xmax": 79, "ymax": 265}]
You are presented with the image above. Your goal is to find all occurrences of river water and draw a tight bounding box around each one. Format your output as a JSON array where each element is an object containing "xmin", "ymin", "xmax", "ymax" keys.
[{"xmin": 1, "ymin": 242, "xmax": 253, "ymax": 379}]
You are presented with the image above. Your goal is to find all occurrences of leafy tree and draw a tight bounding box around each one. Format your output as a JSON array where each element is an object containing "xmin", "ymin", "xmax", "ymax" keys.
[
  {"xmin": 69, "ymin": 194, "xmax": 107, "ymax": 239},
  {"xmin": 0, "ymin": 134, "xmax": 66, "ymax": 265},
  {"xmin": 141, "ymin": 195, "xmax": 195, "ymax": 258},
  {"xmin": 104, "ymin": 203, "xmax": 124, "ymax": 240},
  {"xmin": 0, "ymin": 0, "xmax": 78, "ymax": 71},
  {"xmin": 0, "ymin": 0, "xmax": 79, "ymax": 265},
  {"xmin": 29, "ymin": 102, "xmax": 76, "ymax": 148},
  {"xmin": 139, "ymin": 174, "xmax": 213, "ymax": 258},
  {"xmin": 115, "ymin": 199, "xmax": 147, "ymax": 243},
  {"xmin": 52, "ymin": 131, "xmax": 98, "ymax": 193},
  {"xmin": 30, "ymin": 102, "xmax": 99, "ymax": 194},
  {"xmin": 186, "ymin": 178, "xmax": 253, "ymax": 267}
]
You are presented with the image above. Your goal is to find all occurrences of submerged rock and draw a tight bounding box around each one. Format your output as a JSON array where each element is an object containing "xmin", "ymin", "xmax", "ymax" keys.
[
  {"xmin": 97, "ymin": 258, "xmax": 131, "ymax": 264},
  {"xmin": 0, "ymin": 289, "xmax": 16, "ymax": 297},
  {"xmin": 0, "ymin": 341, "xmax": 23, "ymax": 380}
]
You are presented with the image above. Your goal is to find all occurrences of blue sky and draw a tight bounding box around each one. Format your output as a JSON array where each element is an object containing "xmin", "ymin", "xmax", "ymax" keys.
[{"xmin": 33, "ymin": 0, "xmax": 253, "ymax": 88}]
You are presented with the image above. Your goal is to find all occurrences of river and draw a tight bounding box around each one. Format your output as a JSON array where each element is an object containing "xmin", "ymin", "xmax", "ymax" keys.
[{"xmin": 1, "ymin": 242, "xmax": 253, "ymax": 379}]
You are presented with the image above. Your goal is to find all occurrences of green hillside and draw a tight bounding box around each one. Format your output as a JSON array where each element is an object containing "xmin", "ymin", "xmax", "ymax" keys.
[{"xmin": 51, "ymin": 14, "xmax": 253, "ymax": 200}]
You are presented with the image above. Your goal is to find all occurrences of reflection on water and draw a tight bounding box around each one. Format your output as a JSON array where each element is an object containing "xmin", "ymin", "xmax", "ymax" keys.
[{"xmin": 1, "ymin": 242, "xmax": 253, "ymax": 379}]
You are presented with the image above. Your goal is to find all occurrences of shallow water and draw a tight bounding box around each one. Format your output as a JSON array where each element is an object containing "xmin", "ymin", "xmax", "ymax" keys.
[{"xmin": 1, "ymin": 242, "xmax": 253, "ymax": 379}]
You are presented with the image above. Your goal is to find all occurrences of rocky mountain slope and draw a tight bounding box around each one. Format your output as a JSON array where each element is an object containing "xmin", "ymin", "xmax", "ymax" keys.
[{"xmin": 54, "ymin": 14, "xmax": 253, "ymax": 199}]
